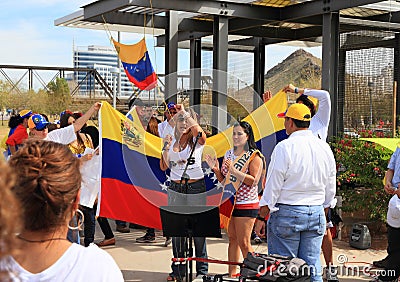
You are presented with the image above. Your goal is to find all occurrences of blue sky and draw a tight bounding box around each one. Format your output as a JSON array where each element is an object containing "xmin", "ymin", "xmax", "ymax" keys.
[{"xmin": 0, "ymin": 0, "xmax": 322, "ymax": 76}]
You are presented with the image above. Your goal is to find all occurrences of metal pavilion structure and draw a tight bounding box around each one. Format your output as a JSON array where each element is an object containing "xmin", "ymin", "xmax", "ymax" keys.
[{"xmin": 55, "ymin": 0, "xmax": 400, "ymax": 136}]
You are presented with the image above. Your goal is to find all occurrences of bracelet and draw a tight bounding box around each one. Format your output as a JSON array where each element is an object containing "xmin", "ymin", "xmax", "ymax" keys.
[
  {"xmin": 256, "ymin": 215, "xmax": 265, "ymax": 222},
  {"xmin": 294, "ymin": 87, "xmax": 299, "ymax": 94}
]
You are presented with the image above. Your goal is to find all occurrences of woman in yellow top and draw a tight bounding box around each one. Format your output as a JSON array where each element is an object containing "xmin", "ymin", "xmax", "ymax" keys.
[{"xmin": 60, "ymin": 111, "xmax": 94, "ymax": 158}]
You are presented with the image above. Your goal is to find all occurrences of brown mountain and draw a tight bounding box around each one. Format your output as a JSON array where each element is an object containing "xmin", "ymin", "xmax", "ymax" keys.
[
  {"xmin": 264, "ymin": 49, "xmax": 322, "ymax": 95},
  {"xmin": 228, "ymin": 49, "xmax": 322, "ymax": 117}
]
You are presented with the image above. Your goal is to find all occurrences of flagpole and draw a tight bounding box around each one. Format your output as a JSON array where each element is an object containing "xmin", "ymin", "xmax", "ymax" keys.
[
  {"xmin": 117, "ymin": 32, "xmax": 122, "ymax": 99},
  {"xmin": 111, "ymin": 67, "xmax": 119, "ymax": 109}
]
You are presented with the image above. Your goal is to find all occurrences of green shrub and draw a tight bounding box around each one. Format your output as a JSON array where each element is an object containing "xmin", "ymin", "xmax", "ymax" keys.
[{"xmin": 331, "ymin": 137, "xmax": 392, "ymax": 221}]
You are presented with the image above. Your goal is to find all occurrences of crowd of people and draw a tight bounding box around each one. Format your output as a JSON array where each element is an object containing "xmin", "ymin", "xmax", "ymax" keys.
[{"xmin": 0, "ymin": 84, "xmax": 396, "ymax": 282}]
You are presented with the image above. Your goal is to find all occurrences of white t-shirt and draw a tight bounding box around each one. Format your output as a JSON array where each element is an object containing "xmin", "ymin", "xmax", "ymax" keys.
[
  {"xmin": 45, "ymin": 125, "xmax": 76, "ymax": 145},
  {"xmin": 260, "ymin": 130, "xmax": 336, "ymax": 213},
  {"xmin": 168, "ymin": 139, "xmax": 204, "ymax": 181},
  {"xmin": 158, "ymin": 120, "xmax": 175, "ymax": 138},
  {"xmin": 80, "ymin": 148, "xmax": 101, "ymax": 208},
  {"xmin": 387, "ymin": 195, "xmax": 400, "ymax": 228},
  {"xmin": 304, "ymin": 89, "xmax": 331, "ymax": 142},
  {"xmin": 0, "ymin": 243, "xmax": 123, "ymax": 282}
]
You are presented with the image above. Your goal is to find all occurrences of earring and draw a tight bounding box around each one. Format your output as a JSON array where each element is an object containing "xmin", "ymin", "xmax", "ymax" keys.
[{"xmin": 68, "ymin": 209, "xmax": 84, "ymax": 230}]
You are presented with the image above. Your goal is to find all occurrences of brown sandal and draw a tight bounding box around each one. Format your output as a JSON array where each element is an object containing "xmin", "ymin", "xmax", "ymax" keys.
[{"xmin": 166, "ymin": 275, "xmax": 176, "ymax": 282}]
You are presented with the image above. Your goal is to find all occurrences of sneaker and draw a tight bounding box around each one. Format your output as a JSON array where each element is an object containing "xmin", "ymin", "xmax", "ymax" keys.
[
  {"xmin": 326, "ymin": 266, "xmax": 339, "ymax": 282},
  {"xmin": 116, "ymin": 225, "xmax": 130, "ymax": 233},
  {"xmin": 253, "ymin": 234, "xmax": 262, "ymax": 244},
  {"xmin": 164, "ymin": 237, "xmax": 172, "ymax": 247},
  {"xmin": 136, "ymin": 234, "xmax": 155, "ymax": 243},
  {"xmin": 373, "ymin": 257, "xmax": 389, "ymax": 269}
]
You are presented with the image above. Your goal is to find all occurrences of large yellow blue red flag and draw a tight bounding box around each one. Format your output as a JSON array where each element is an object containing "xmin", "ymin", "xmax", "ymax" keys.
[
  {"xmin": 98, "ymin": 91, "xmax": 288, "ymax": 229},
  {"xmin": 112, "ymin": 38, "xmax": 157, "ymax": 90}
]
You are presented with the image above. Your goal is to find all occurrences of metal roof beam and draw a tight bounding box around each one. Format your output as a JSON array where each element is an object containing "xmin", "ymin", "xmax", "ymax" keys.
[
  {"xmin": 84, "ymin": 0, "xmax": 280, "ymax": 21},
  {"xmin": 86, "ymin": 11, "xmax": 167, "ymax": 28},
  {"xmin": 228, "ymin": 15, "xmax": 323, "ymax": 33},
  {"xmin": 281, "ymin": 0, "xmax": 381, "ymax": 21},
  {"xmin": 228, "ymin": 37, "xmax": 286, "ymax": 47},
  {"xmin": 156, "ymin": 31, "xmax": 210, "ymax": 46},
  {"xmin": 229, "ymin": 25, "xmax": 322, "ymax": 40},
  {"xmin": 86, "ymin": 11, "xmax": 213, "ymax": 32},
  {"xmin": 156, "ymin": 24, "xmax": 323, "ymax": 47},
  {"xmin": 83, "ymin": 0, "xmax": 132, "ymax": 20},
  {"xmin": 365, "ymin": 10, "xmax": 400, "ymax": 24}
]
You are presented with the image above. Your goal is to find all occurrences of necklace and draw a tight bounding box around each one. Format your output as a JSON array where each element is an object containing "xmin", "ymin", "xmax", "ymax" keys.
[{"xmin": 17, "ymin": 234, "xmax": 69, "ymax": 243}]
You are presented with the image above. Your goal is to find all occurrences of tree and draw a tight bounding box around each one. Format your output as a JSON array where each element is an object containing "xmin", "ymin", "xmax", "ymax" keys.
[{"xmin": 47, "ymin": 77, "xmax": 71, "ymax": 114}]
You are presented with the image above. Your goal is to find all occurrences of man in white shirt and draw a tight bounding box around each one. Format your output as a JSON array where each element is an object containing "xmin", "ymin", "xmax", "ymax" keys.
[
  {"xmin": 255, "ymin": 103, "xmax": 336, "ymax": 282},
  {"xmin": 371, "ymin": 148, "xmax": 400, "ymax": 281},
  {"xmin": 282, "ymin": 84, "xmax": 339, "ymax": 281},
  {"xmin": 264, "ymin": 85, "xmax": 337, "ymax": 281},
  {"xmin": 158, "ymin": 102, "xmax": 176, "ymax": 138}
]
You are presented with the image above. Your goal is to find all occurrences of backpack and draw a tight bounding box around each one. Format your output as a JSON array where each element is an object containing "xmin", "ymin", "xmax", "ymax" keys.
[{"xmin": 239, "ymin": 253, "xmax": 311, "ymax": 282}]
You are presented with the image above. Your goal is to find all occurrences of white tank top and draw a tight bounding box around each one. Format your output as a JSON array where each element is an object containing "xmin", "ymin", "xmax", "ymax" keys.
[{"xmin": 168, "ymin": 139, "xmax": 204, "ymax": 181}]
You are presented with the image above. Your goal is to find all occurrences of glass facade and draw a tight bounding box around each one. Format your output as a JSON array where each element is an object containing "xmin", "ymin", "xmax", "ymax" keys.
[{"xmin": 72, "ymin": 46, "xmax": 138, "ymax": 97}]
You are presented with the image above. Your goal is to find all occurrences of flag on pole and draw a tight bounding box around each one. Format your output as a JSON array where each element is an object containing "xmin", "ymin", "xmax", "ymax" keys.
[{"xmin": 112, "ymin": 38, "xmax": 157, "ymax": 90}]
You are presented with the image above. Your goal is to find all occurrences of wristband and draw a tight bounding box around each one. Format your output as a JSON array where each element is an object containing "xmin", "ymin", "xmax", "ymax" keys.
[
  {"xmin": 256, "ymin": 215, "xmax": 265, "ymax": 222},
  {"xmin": 294, "ymin": 87, "xmax": 299, "ymax": 94}
]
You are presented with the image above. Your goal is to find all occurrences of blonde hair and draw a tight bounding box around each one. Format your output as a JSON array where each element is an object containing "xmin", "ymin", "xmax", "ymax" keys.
[{"xmin": 8, "ymin": 140, "xmax": 81, "ymax": 232}]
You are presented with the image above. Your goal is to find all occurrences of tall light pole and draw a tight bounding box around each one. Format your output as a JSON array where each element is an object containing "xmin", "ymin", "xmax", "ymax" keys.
[
  {"xmin": 368, "ymin": 80, "xmax": 374, "ymax": 128},
  {"xmin": 110, "ymin": 67, "xmax": 119, "ymax": 109}
]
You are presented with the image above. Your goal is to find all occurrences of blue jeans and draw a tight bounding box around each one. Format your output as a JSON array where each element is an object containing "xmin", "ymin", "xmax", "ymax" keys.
[
  {"xmin": 267, "ymin": 204, "xmax": 325, "ymax": 282},
  {"xmin": 168, "ymin": 179, "xmax": 208, "ymax": 278},
  {"xmin": 67, "ymin": 214, "xmax": 80, "ymax": 244}
]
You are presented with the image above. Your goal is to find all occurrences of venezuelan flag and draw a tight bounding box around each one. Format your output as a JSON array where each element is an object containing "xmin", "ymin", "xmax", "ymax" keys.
[
  {"xmin": 112, "ymin": 38, "xmax": 157, "ymax": 90},
  {"xmin": 98, "ymin": 91, "xmax": 287, "ymax": 229}
]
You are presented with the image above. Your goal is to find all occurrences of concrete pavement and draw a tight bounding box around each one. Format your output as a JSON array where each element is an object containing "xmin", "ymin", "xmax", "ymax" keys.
[{"xmin": 92, "ymin": 221, "xmax": 388, "ymax": 282}]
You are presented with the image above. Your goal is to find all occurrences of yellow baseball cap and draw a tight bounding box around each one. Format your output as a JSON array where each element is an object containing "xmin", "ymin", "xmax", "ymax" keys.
[
  {"xmin": 19, "ymin": 109, "xmax": 32, "ymax": 119},
  {"xmin": 277, "ymin": 103, "xmax": 311, "ymax": 121}
]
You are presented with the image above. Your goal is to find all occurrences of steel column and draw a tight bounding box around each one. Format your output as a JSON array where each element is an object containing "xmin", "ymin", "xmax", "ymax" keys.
[
  {"xmin": 190, "ymin": 38, "xmax": 201, "ymax": 107},
  {"xmin": 253, "ymin": 37, "xmax": 265, "ymax": 110},
  {"xmin": 212, "ymin": 16, "xmax": 228, "ymax": 134},
  {"xmin": 322, "ymin": 12, "xmax": 339, "ymax": 138},
  {"xmin": 28, "ymin": 69, "xmax": 33, "ymax": 91},
  {"xmin": 165, "ymin": 11, "xmax": 178, "ymax": 103}
]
